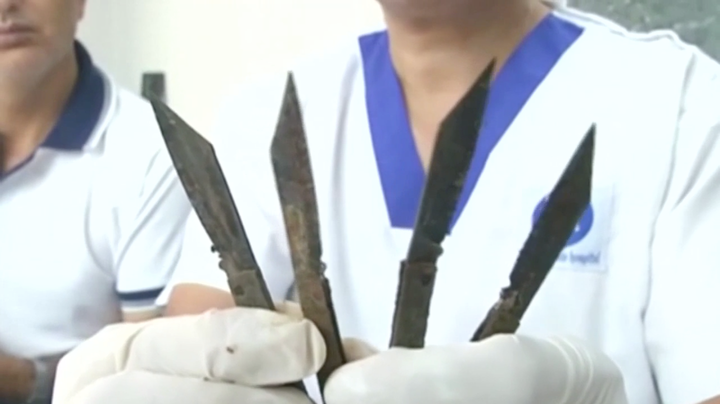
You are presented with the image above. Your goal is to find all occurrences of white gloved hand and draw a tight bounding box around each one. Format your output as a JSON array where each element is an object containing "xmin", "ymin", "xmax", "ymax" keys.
[
  {"xmin": 55, "ymin": 304, "xmax": 628, "ymax": 404},
  {"xmin": 53, "ymin": 303, "xmax": 324, "ymax": 404},
  {"xmin": 324, "ymin": 334, "xmax": 629, "ymax": 404}
]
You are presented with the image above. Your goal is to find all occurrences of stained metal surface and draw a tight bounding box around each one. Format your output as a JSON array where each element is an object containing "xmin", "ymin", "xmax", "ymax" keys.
[
  {"xmin": 471, "ymin": 125, "xmax": 595, "ymax": 341},
  {"xmin": 389, "ymin": 62, "xmax": 495, "ymax": 349},
  {"xmin": 142, "ymin": 72, "xmax": 166, "ymax": 101},
  {"xmin": 270, "ymin": 73, "xmax": 345, "ymax": 394},
  {"xmin": 151, "ymin": 99, "xmax": 275, "ymax": 311}
]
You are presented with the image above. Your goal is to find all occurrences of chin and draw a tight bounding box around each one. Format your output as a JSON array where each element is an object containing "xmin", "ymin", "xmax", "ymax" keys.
[
  {"xmin": 0, "ymin": 51, "xmax": 51, "ymax": 84},
  {"xmin": 379, "ymin": 0, "xmax": 484, "ymax": 20},
  {"xmin": 379, "ymin": 0, "xmax": 480, "ymax": 8}
]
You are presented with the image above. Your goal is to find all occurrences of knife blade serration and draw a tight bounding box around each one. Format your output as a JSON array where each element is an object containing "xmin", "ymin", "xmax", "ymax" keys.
[{"xmin": 151, "ymin": 99, "xmax": 275, "ymax": 311}]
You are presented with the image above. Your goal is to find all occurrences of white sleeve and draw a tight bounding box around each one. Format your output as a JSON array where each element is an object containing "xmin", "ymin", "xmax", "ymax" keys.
[
  {"xmin": 158, "ymin": 74, "xmax": 296, "ymax": 304},
  {"xmin": 645, "ymin": 52, "xmax": 720, "ymax": 404},
  {"xmin": 114, "ymin": 144, "xmax": 192, "ymax": 313}
]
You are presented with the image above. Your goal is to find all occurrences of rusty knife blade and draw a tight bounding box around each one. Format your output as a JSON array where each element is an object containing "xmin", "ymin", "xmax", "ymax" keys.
[
  {"xmin": 151, "ymin": 98, "xmax": 275, "ymax": 311},
  {"xmin": 389, "ymin": 61, "xmax": 495, "ymax": 348},
  {"xmin": 270, "ymin": 73, "xmax": 345, "ymax": 393},
  {"xmin": 142, "ymin": 72, "xmax": 166, "ymax": 102},
  {"xmin": 471, "ymin": 125, "xmax": 595, "ymax": 341}
]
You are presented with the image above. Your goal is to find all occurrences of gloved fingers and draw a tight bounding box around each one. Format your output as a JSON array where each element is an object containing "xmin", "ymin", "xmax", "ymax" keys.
[
  {"xmin": 65, "ymin": 370, "xmax": 314, "ymax": 404},
  {"xmin": 274, "ymin": 301, "xmax": 304, "ymax": 319},
  {"xmin": 325, "ymin": 341, "xmax": 502, "ymax": 404},
  {"xmin": 341, "ymin": 338, "xmax": 379, "ymax": 363},
  {"xmin": 273, "ymin": 302, "xmax": 380, "ymax": 363},
  {"xmin": 468, "ymin": 335, "xmax": 626, "ymax": 404},
  {"xmin": 54, "ymin": 322, "xmax": 151, "ymax": 404},
  {"xmin": 57, "ymin": 305, "xmax": 326, "ymax": 403},
  {"xmin": 324, "ymin": 334, "xmax": 628, "ymax": 404},
  {"xmin": 547, "ymin": 337, "xmax": 628, "ymax": 404},
  {"xmin": 126, "ymin": 307, "xmax": 326, "ymax": 386}
]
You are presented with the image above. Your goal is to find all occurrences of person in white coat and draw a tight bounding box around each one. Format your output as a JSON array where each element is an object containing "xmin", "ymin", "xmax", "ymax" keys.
[{"xmin": 53, "ymin": 0, "xmax": 720, "ymax": 403}]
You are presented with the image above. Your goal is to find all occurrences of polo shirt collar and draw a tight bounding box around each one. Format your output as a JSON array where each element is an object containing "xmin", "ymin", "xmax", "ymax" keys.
[{"xmin": 42, "ymin": 41, "xmax": 106, "ymax": 151}]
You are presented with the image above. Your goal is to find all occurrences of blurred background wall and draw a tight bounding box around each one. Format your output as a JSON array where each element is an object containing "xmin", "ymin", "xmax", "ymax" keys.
[
  {"xmin": 574, "ymin": 0, "xmax": 719, "ymax": 59},
  {"xmin": 77, "ymin": 0, "xmax": 383, "ymax": 135},
  {"xmin": 76, "ymin": 0, "xmax": 717, "ymax": 135}
]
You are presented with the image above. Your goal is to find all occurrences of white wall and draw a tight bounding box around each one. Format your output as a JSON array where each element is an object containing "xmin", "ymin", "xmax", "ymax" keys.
[{"xmin": 77, "ymin": 0, "xmax": 383, "ymax": 135}]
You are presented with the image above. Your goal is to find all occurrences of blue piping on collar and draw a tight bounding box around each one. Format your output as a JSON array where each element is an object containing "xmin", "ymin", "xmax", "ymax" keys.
[{"xmin": 42, "ymin": 41, "xmax": 106, "ymax": 150}]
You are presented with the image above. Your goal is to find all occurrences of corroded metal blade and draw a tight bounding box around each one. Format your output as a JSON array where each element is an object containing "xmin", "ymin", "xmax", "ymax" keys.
[
  {"xmin": 389, "ymin": 62, "xmax": 495, "ymax": 348},
  {"xmin": 270, "ymin": 73, "xmax": 345, "ymax": 393},
  {"xmin": 151, "ymin": 99, "xmax": 275, "ymax": 311},
  {"xmin": 142, "ymin": 72, "xmax": 166, "ymax": 101},
  {"xmin": 471, "ymin": 125, "xmax": 595, "ymax": 341}
]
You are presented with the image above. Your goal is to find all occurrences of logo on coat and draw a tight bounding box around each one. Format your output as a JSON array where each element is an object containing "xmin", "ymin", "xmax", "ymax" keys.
[{"xmin": 532, "ymin": 197, "xmax": 601, "ymax": 267}]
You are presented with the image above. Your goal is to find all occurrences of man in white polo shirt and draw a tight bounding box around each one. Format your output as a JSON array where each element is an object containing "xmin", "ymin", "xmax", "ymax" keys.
[
  {"xmin": 52, "ymin": 0, "xmax": 720, "ymax": 404},
  {"xmin": 0, "ymin": 0, "xmax": 191, "ymax": 403}
]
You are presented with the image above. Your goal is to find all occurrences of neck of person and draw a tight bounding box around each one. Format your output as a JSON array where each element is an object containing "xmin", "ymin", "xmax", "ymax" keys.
[
  {"xmin": 383, "ymin": 1, "xmax": 549, "ymax": 158},
  {"xmin": 0, "ymin": 49, "xmax": 79, "ymax": 167},
  {"xmin": 385, "ymin": 1, "xmax": 549, "ymax": 92}
]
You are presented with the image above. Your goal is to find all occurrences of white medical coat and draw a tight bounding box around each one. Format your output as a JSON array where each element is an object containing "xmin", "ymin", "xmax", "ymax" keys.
[{"xmin": 173, "ymin": 8, "xmax": 720, "ymax": 404}]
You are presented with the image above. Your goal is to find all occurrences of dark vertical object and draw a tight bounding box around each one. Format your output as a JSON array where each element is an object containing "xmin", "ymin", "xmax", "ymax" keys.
[
  {"xmin": 142, "ymin": 72, "xmax": 166, "ymax": 101},
  {"xmin": 270, "ymin": 73, "xmax": 345, "ymax": 396},
  {"xmin": 571, "ymin": 0, "xmax": 720, "ymax": 60},
  {"xmin": 472, "ymin": 126, "xmax": 595, "ymax": 341},
  {"xmin": 151, "ymin": 99, "xmax": 275, "ymax": 311},
  {"xmin": 151, "ymin": 98, "xmax": 307, "ymax": 393},
  {"xmin": 389, "ymin": 62, "xmax": 494, "ymax": 349}
]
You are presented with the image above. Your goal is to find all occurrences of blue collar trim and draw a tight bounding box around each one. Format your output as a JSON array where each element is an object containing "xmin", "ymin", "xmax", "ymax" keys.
[{"xmin": 42, "ymin": 41, "xmax": 106, "ymax": 150}]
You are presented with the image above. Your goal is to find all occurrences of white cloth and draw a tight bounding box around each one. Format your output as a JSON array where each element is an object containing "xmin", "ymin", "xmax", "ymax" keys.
[{"xmin": 53, "ymin": 307, "xmax": 628, "ymax": 404}]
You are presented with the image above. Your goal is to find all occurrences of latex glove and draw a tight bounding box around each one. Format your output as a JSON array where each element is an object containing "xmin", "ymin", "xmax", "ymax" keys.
[
  {"xmin": 325, "ymin": 334, "xmax": 629, "ymax": 404},
  {"xmin": 55, "ymin": 304, "xmax": 627, "ymax": 404},
  {"xmin": 53, "ymin": 303, "xmax": 324, "ymax": 404}
]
